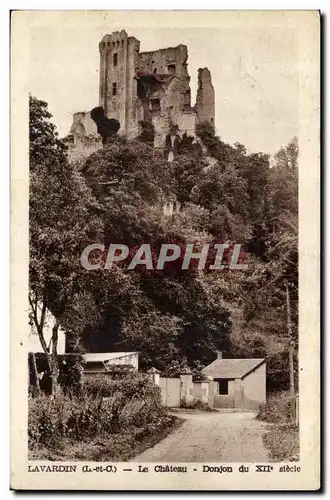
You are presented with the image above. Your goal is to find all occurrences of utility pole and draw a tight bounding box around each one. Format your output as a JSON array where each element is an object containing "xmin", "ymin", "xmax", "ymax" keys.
[{"xmin": 286, "ymin": 283, "xmax": 295, "ymax": 421}]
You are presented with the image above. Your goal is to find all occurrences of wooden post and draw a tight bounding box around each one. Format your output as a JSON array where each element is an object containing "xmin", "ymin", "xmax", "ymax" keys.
[
  {"xmin": 289, "ymin": 341, "xmax": 295, "ymax": 421},
  {"xmin": 28, "ymin": 352, "xmax": 40, "ymax": 392},
  {"xmin": 286, "ymin": 283, "xmax": 295, "ymax": 421}
]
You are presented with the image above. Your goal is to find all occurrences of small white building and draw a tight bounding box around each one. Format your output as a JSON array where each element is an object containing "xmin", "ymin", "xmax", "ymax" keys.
[{"xmin": 203, "ymin": 352, "xmax": 266, "ymax": 410}]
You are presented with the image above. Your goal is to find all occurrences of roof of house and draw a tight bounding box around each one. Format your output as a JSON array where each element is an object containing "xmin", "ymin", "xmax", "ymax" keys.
[
  {"xmin": 202, "ymin": 358, "xmax": 265, "ymax": 380},
  {"xmin": 82, "ymin": 352, "xmax": 138, "ymax": 363}
]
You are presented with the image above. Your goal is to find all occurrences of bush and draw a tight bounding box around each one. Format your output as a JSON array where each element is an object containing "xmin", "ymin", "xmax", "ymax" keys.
[
  {"xmin": 29, "ymin": 391, "xmax": 113, "ymax": 449},
  {"xmin": 58, "ymin": 354, "xmax": 85, "ymax": 395},
  {"xmin": 257, "ymin": 390, "xmax": 294, "ymax": 423},
  {"xmin": 84, "ymin": 372, "xmax": 165, "ymax": 428},
  {"xmin": 83, "ymin": 371, "xmax": 162, "ymax": 401},
  {"xmin": 28, "ymin": 370, "xmax": 168, "ymax": 458}
]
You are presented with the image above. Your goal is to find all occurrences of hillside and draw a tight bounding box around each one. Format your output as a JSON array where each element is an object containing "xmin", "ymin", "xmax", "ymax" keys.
[{"xmin": 29, "ymin": 96, "xmax": 298, "ymax": 389}]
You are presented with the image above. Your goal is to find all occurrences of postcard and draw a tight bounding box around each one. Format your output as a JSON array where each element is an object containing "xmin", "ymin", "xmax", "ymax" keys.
[{"xmin": 11, "ymin": 10, "xmax": 320, "ymax": 490}]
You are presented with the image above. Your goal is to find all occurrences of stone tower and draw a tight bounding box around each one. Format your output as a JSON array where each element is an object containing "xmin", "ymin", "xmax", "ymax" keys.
[
  {"xmin": 195, "ymin": 68, "xmax": 215, "ymax": 128},
  {"xmin": 99, "ymin": 30, "xmax": 141, "ymax": 139}
]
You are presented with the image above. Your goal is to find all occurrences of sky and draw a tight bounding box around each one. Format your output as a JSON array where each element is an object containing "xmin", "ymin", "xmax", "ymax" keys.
[{"xmin": 28, "ymin": 13, "xmax": 299, "ymax": 156}]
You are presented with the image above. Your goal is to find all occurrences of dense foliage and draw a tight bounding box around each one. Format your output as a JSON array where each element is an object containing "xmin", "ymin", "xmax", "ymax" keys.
[
  {"xmin": 29, "ymin": 372, "xmax": 175, "ymax": 460},
  {"xmin": 29, "ymin": 98, "xmax": 298, "ymax": 388}
]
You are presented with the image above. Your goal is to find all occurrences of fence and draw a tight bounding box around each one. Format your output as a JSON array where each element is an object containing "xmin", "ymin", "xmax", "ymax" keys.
[{"xmin": 147, "ymin": 368, "xmax": 214, "ymax": 408}]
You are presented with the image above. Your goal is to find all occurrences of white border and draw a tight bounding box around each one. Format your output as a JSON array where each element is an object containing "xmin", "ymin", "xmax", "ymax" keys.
[{"xmin": 4, "ymin": 3, "xmax": 325, "ymax": 497}]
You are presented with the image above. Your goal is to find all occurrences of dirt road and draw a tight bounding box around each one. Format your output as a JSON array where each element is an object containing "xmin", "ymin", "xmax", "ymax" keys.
[{"xmin": 134, "ymin": 410, "xmax": 270, "ymax": 462}]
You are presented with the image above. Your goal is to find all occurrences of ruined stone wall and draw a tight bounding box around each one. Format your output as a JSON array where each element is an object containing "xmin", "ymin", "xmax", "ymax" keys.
[
  {"xmin": 166, "ymin": 76, "xmax": 191, "ymax": 111},
  {"xmin": 70, "ymin": 111, "xmax": 99, "ymax": 136},
  {"xmin": 138, "ymin": 44, "xmax": 192, "ymax": 133},
  {"xmin": 152, "ymin": 110, "xmax": 196, "ymax": 149},
  {"xmin": 66, "ymin": 111, "xmax": 102, "ymax": 163},
  {"xmin": 152, "ymin": 114, "xmax": 171, "ymax": 148},
  {"xmin": 195, "ymin": 67, "xmax": 215, "ymax": 127},
  {"xmin": 139, "ymin": 45, "xmax": 189, "ymax": 77},
  {"xmin": 172, "ymin": 110, "xmax": 196, "ymax": 139},
  {"xmin": 150, "ymin": 75, "xmax": 194, "ymax": 147},
  {"xmin": 126, "ymin": 36, "xmax": 142, "ymax": 139},
  {"xmin": 66, "ymin": 135, "xmax": 103, "ymax": 164}
]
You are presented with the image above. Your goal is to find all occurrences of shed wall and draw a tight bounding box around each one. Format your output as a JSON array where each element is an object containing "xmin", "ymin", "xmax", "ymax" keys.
[{"xmin": 242, "ymin": 363, "xmax": 266, "ymax": 409}]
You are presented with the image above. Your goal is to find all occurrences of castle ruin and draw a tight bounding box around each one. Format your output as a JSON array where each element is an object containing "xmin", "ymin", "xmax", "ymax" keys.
[{"xmin": 66, "ymin": 30, "xmax": 215, "ymax": 162}]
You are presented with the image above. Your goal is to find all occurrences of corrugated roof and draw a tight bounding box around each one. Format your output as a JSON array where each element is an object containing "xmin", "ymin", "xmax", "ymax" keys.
[
  {"xmin": 203, "ymin": 358, "xmax": 265, "ymax": 379},
  {"xmin": 82, "ymin": 352, "xmax": 138, "ymax": 363}
]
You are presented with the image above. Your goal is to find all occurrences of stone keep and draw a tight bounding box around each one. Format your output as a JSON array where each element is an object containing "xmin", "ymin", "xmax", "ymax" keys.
[{"xmin": 67, "ymin": 30, "xmax": 215, "ymax": 161}]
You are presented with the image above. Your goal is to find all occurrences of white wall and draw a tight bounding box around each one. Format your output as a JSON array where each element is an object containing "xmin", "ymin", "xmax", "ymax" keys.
[{"xmin": 243, "ymin": 363, "xmax": 266, "ymax": 408}]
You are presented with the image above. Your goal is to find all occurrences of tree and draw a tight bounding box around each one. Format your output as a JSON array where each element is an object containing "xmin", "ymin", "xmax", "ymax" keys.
[
  {"xmin": 267, "ymin": 137, "xmax": 298, "ymax": 234},
  {"xmin": 29, "ymin": 95, "xmax": 103, "ymax": 392},
  {"xmin": 228, "ymin": 140, "xmax": 298, "ymax": 389},
  {"xmin": 120, "ymin": 309, "xmax": 185, "ymax": 374},
  {"xmin": 75, "ymin": 136, "xmax": 232, "ymax": 370}
]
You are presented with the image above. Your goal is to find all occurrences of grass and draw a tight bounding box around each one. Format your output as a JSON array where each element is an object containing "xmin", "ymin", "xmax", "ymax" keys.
[
  {"xmin": 257, "ymin": 391, "xmax": 299, "ymax": 461},
  {"xmin": 263, "ymin": 424, "xmax": 299, "ymax": 462}
]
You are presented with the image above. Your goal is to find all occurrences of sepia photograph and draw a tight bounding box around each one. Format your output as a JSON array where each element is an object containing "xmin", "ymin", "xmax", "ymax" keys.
[{"xmin": 10, "ymin": 9, "xmax": 320, "ymax": 490}]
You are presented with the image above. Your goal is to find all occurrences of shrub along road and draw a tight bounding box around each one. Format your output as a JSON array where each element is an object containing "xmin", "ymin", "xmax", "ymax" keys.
[{"xmin": 133, "ymin": 410, "xmax": 270, "ymax": 462}]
